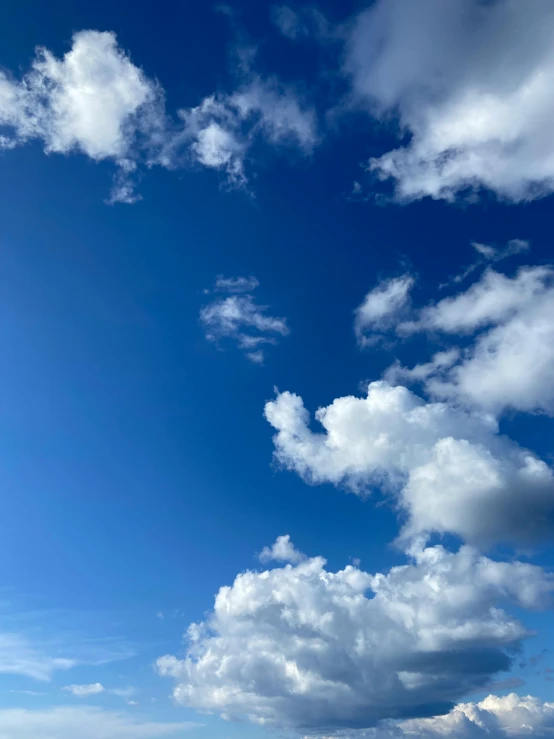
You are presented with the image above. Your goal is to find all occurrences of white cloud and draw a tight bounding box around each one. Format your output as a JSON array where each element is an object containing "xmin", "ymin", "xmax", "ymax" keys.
[
  {"xmin": 258, "ymin": 534, "xmax": 306, "ymax": 564},
  {"xmin": 177, "ymin": 78, "xmax": 317, "ymax": 186},
  {"xmin": 63, "ymin": 683, "xmax": 105, "ymax": 697},
  {"xmin": 200, "ymin": 277, "xmax": 289, "ymax": 363},
  {"xmin": 0, "ymin": 30, "xmax": 164, "ymax": 202},
  {"xmin": 157, "ymin": 539, "xmax": 552, "ymax": 731},
  {"xmin": 397, "ymin": 266, "xmax": 554, "ymax": 415},
  {"xmin": 213, "ymin": 275, "xmax": 260, "ymax": 293},
  {"xmin": 0, "ymin": 706, "xmax": 197, "ymax": 739},
  {"xmin": 0, "ymin": 30, "xmax": 316, "ymax": 198},
  {"xmin": 385, "ymin": 349, "xmax": 460, "ymax": 385},
  {"xmin": 354, "ymin": 276, "xmax": 413, "ymax": 347},
  {"xmin": 345, "ymin": 0, "xmax": 554, "ymax": 202},
  {"xmin": 362, "ymin": 693, "xmax": 554, "ymax": 739},
  {"xmin": 264, "ymin": 381, "xmax": 554, "ymax": 548}
]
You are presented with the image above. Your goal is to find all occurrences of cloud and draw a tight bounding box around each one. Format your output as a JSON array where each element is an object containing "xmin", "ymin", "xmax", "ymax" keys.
[
  {"xmin": 0, "ymin": 30, "xmax": 316, "ymax": 199},
  {"xmin": 264, "ymin": 381, "xmax": 554, "ymax": 548},
  {"xmin": 385, "ymin": 349, "xmax": 460, "ymax": 385},
  {"xmin": 63, "ymin": 683, "xmax": 105, "ymax": 697},
  {"xmin": 258, "ymin": 534, "xmax": 306, "ymax": 564},
  {"xmin": 157, "ymin": 539, "xmax": 552, "ymax": 731},
  {"xmin": 344, "ymin": 0, "xmax": 554, "ymax": 202},
  {"xmin": 361, "ymin": 693, "xmax": 554, "ymax": 739},
  {"xmin": 445, "ymin": 240, "xmax": 531, "ymax": 287},
  {"xmin": 398, "ymin": 266, "xmax": 554, "ymax": 415},
  {"xmin": 0, "ymin": 30, "xmax": 164, "ymax": 203},
  {"xmin": 213, "ymin": 275, "xmax": 260, "ymax": 293},
  {"xmin": 176, "ymin": 77, "xmax": 317, "ymax": 186},
  {"xmin": 0, "ymin": 706, "xmax": 198, "ymax": 739},
  {"xmin": 354, "ymin": 276, "xmax": 414, "ymax": 347},
  {"xmin": 200, "ymin": 276, "xmax": 289, "ymax": 363}
]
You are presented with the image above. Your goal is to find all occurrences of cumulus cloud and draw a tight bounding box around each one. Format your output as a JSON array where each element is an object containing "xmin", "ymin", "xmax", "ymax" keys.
[
  {"xmin": 63, "ymin": 683, "xmax": 105, "ymax": 697},
  {"xmin": 0, "ymin": 31, "xmax": 316, "ymax": 199},
  {"xmin": 157, "ymin": 539, "xmax": 553, "ymax": 731},
  {"xmin": 258, "ymin": 534, "xmax": 306, "ymax": 564},
  {"xmin": 0, "ymin": 30, "xmax": 164, "ymax": 203},
  {"xmin": 344, "ymin": 0, "xmax": 554, "ymax": 202},
  {"xmin": 354, "ymin": 276, "xmax": 413, "ymax": 347},
  {"xmin": 361, "ymin": 693, "xmax": 554, "ymax": 739},
  {"xmin": 175, "ymin": 77, "xmax": 317, "ymax": 186},
  {"xmin": 265, "ymin": 381, "xmax": 554, "ymax": 548},
  {"xmin": 397, "ymin": 266, "xmax": 554, "ymax": 415},
  {"xmin": 0, "ymin": 706, "xmax": 197, "ymax": 739},
  {"xmin": 200, "ymin": 276, "xmax": 289, "ymax": 363}
]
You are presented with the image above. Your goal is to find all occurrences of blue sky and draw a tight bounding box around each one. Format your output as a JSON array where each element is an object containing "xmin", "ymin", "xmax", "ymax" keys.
[{"xmin": 1, "ymin": 1, "xmax": 554, "ymax": 737}]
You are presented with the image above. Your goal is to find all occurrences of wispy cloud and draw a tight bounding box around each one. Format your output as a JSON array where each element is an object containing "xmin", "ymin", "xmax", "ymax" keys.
[{"xmin": 200, "ymin": 276, "xmax": 289, "ymax": 363}]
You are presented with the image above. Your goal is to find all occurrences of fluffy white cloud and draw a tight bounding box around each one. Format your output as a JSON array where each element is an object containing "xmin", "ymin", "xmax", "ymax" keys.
[
  {"xmin": 0, "ymin": 31, "xmax": 316, "ymax": 199},
  {"xmin": 63, "ymin": 683, "xmax": 105, "ymax": 697},
  {"xmin": 385, "ymin": 349, "xmax": 460, "ymax": 385},
  {"xmin": 360, "ymin": 693, "xmax": 554, "ymax": 739},
  {"xmin": 0, "ymin": 30, "xmax": 164, "ymax": 203},
  {"xmin": 177, "ymin": 78, "xmax": 317, "ymax": 186},
  {"xmin": 157, "ymin": 539, "xmax": 552, "ymax": 731},
  {"xmin": 265, "ymin": 381, "xmax": 554, "ymax": 547},
  {"xmin": 345, "ymin": 0, "xmax": 554, "ymax": 202},
  {"xmin": 258, "ymin": 534, "xmax": 306, "ymax": 564},
  {"xmin": 396, "ymin": 266, "xmax": 554, "ymax": 415},
  {"xmin": 354, "ymin": 276, "xmax": 413, "ymax": 347},
  {"xmin": 0, "ymin": 706, "xmax": 197, "ymax": 739},
  {"xmin": 200, "ymin": 276, "xmax": 289, "ymax": 363}
]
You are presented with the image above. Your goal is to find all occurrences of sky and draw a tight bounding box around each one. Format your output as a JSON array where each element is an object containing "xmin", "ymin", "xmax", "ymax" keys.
[{"xmin": 1, "ymin": 0, "xmax": 554, "ymax": 737}]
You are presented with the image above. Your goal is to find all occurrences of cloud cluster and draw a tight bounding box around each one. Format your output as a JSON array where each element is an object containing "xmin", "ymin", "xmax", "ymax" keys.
[
  {"xmin": 0, "ymin": 30, "xmax": 316, "ymax": 201},
  {"xmin": 157, "ymin": 538, "xmax": 552, "ymax": 731},
  {"xmin": 265, "ymin": 381, "xmax": 554, "ymax": 548},
  {"xmin": 200, "ymin": 275, "xmax": 289, "ymax": 363},
  {"xmin": 345, "ymin": 0, "xmax": 554, "ymax": 202}
]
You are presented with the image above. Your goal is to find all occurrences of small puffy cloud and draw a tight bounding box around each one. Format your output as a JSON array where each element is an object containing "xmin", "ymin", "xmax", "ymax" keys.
[
  {"xmin": 258, "ymin": 535, "xmax": 306, "ymax": 564},
  {"xmin": 0, "ymin": 706, "xmax": 197, "ymax": 739},
  {"xmin": 177, "ymin": 78, "xmax": 317, "ymax": 186},
  {"xmin": 63, "ymin": 683, "xmax": 105, "ymax": 697},
  {"xmin": 344, "ymin": 0, "xmax": 554, "ymax": 202},
  {"xmin": 200, "ymin": 277, "xmax": 289, "ymax": 363},
  {"xmin": 265, "ymin": 381, "xmax": 554, "ymax": 548},
  {"xmin": 354, "ymin": 275, "xmax": 413, "ymax": 347},
  {"xmin": 157, "ymin": 540, "xmax": 552, "ymax": 731}
]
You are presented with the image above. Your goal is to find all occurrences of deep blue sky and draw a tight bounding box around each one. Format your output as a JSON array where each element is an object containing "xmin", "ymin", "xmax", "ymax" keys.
[{"xmin": 1, "ymin": 1, "xmax": 554, "ymax": 737}]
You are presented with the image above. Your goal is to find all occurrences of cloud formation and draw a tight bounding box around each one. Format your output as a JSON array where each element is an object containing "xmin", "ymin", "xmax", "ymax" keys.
[
  {"xmin": 200, "ymin": 275, "xmax": 289, "ymax": 363},
  {"xmin": 354, "ymin": 276, "xmax": 413, "ymax": 347},
  {"xmin": 345, "ymin": 0, "xmax": 554, "ymax": 202},
  {"xmin": 265, "ymin": 381, "xmax": 554, "ymax": 548},
  {"xmin": 0, "ymin": 30, "xmax": 317, "ymax": 200},
  {"xmin": 157, "ymin": 537, "xmax": 552, "ymax": 731},
  {"xmin": 395, "ymin": 266, "xmax": 554, "ymax": 415}
]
